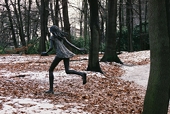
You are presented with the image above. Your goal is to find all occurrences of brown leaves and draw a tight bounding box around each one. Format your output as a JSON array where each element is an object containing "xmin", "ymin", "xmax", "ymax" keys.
[
  {"xmin": 118, "ymin": 51, "xmax": 150, "ymax": 65},
  {"xmin": 0, "ymin": 103, "xmax": 2, "ymax": 110},
  {"xmin": 0, "ymin": 53, "xmax": 147, "ymax": 113}
]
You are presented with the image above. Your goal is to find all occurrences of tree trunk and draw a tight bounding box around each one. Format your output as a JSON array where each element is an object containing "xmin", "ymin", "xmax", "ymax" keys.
[
  {"xmin": 50, "ymin": 0, "xmax": 59, "ymax": 26},
  {"xmin": 83, "ymin": 0, "xmax": 88, "ymax": 46},
  {"xmin": 87, "ymin": 0, "xmax": 102, "ymax": 73},
  {"xmin": 100, "ymin": 0, "xmax": 122, "ymax": 64},
  {"xmin": 62, "ymin": 0, "xmax": 71, "ymax": 50},
  {"xmin": 80, "ymin": 1, "xmax": 83, "ymax": 37},
  {"xmin": 62, "ymin": 0, "xmax": 70, "ymax": 38},
  {"xmin": 126, "ymin": 0, "xmax": 133, "ymax": 52},
  {"xmin": 139, "ymin": 0, "xmax": 143, "ymax": 50},
  {"xmin": 27, "ymin": 0, "xmax": 32, "ymax": 43},
  {"xmin": 55, "ymin": 0, "xmax": 59, "ymax": 26},
  {"xmin": 118, "ymin": 0, "xmax": 123, "ymax": 53},
  {"xmin": 17, "ymin": 0, "xmax": 26, "ymax": 46},
  {"xmin": 5, "ymin": 0, "xmax": 18, "ymax": 48},
  {"xmin": 11, "ymin": 0, "xmax": 26, "ymax": 47},
  {"xmin": 50, "ymin": 1, "xmax": 55, "ymax": 25},
  {"xmin": 166, "ymin": 0, "xmax": 170, "ymax": 38},
  {"xmin": 144, "ymin": 0, "xmax": 148, "ymax": 49},
  {"xmin": 39, "ymin": 0, "xmax": 49, "ymax": 52},
  {"xmin": 142, "ymin": 0, "xmax": 170, "ymax": 113}
]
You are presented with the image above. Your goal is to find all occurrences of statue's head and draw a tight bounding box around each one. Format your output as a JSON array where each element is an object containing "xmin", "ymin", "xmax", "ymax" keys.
[
  {"xmin": 49, "ymin": 25, "xmax": 68, "ymax": 38},
  {"xmin": 50, "ymin": 25, "xmax": 59, "ymax": 33}
]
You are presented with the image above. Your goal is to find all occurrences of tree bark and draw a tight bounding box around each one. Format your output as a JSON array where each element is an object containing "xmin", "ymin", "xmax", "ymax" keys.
[
  {"xmin": 83, "ymin": 0, "xmax": 88, "ymax": 46},
  {"xmin": 166, "ymin": 0, "xmax": 170, "ymax": 38},
  {"xmin": 62, "ymin": 0, "xmax": 72, "ymax": 50},
  {"xmin": 17, "ymin": 0, "xmax": 26, "ymax": 46},
  {"xmin": 55, "ymin": 0, "xmax": 59, "ymax": 26},
  {"xmin": 27, "ymin": 0, "xmax": 32, "ymax": 43},
  {"xmin": 118, "ymin": 0, "xmax": 123, "ymax": 53},
  {"xmin": 4, "ymin": 0, "xmax": 18, "ymax": 48},
  {"xmin": 100, "ymin": 0, "xmax": 122, "ymax": 64},
  {"xmin": 126, "ymin": 0, "xmax": 133, "ymax": 52},
  {"xmin": 39, "ymin": 0, "xmax": 49, "ymax": 52},
  {"xmin": 139, "ymin": 0, "xmax": 143, "ymax": 50},
  {"xmin": 11, "ymin": 0, "xmax": 26, "ymax": 47},
  {"xmin": 62, "ymin": 0, "xmax": 70, "ymax": 38},
  {"xmin": 87, "ymin": 0, "xmax": 102, "ymax": 73},
  {"xmin": 142, "ymin": 0, "xmax": 170, "ymax": 113}
]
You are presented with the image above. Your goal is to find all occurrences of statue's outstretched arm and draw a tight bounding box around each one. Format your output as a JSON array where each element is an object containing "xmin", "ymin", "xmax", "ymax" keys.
[
  {"xmin": 64, "ymin": 38, "xmax": 87, "ymax": 53},
  {"xmin": 63, "ymin": 37, "xmax": 81, "ymax": 51},
  {"xmin": 41, "ymin": 40, "xmax": 53, "ymax": 56}
]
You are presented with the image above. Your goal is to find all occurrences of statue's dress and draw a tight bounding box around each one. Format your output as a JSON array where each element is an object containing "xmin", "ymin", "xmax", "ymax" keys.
[{"xmin": 50, "ymin": 36, "xmax": 75, "ymax": 58}]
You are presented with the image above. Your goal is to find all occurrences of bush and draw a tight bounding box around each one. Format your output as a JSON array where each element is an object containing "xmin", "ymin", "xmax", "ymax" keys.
[
  {"xmin": 117, "ymin": 22, "xmax": 149, "ymax": 51},
  {"xmin": 26, "ymin": 37, "xmax": 40, "ymax": 54},
  {"xmin": 0, "ymin": 46, "xmax": 5, "ymax": 54}
]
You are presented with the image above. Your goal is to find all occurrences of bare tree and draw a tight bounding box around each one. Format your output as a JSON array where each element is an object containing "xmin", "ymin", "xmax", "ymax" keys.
[
  {"xmin": 100, "ymin": 0, "xmax": 122, "ymax": 64},
  {"xmin": 87, "ymin": 0, "xmax": 102, "ymax": 73},
  {"xmin": 25, "ymin": 0, "xmax": 32, "ymax": 43},
  {"xmin": 4, "ymin": 0, "xmax": 18, "ymax": 48},
  {"xmin": 118, "ymin": 0, "xmax": 123, "ymax": 52},
  {"xmin": 62, "ymin": 0, "xmax": 70, "ymax": 36},
  {"xmin": 126, "ymin": 0, "xmax": 133, "ymax": 52},
  {"xmin": 39, "ymin": 0, "xmax": 49, "ymax": 52},
  {"xmin": 10, "ymin": 0, "xmax": 26, "ymax": 47}
]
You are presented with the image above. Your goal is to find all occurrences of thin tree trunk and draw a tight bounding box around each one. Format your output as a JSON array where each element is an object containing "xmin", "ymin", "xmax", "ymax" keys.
[
  {"xmin": 11, "ymin": 0, "xmax": 26, "ymax": 47},
  {"xmin": 80, "ymin": 1, "xmax": 83, "ymax": 37},
  {"xmin": 139, "ymin": 0, "xmax": 143, "ymax": 50},
  {"xmin": 17, "ymin": 0, "xmax": 26, "ymax": 46},
  {"xmin": 83, "ymin": 0, "xmax": 88, "ymax": 46},
  {"xmin": 62, "ymin": 0, "xmax": 70, "ymax": 38},
  {"xmin": 62, "ymin": 0, "xmax": 72, "ymax": 51},
  {"xmin": 4, "ymin": 0, "xmax": 18, "ymax": 48},
  {"xmin": 55, "ymin": 0, "xmax": 59, "ymax": 26},
  {"xmin": 118, "ymin": 0, "xmax": 123, "ymax": 53},
  {"xmin": 39, "ymin": 0, "xmax": 49, "ymax": 52},
  {"xmin": 126, "ymin": 0, "xmax": 133, "ymax": 52},
  {"xmin": 50, "ymin": 1, "xmax": 55, "ymax": 25},
  {"xmin": 166, "ymin": 0, "xmax": 170, "ymax": 38},
  {"xmin": 27, "ymin": 0, "xmax": 32, "ymax": 43},
  {"xmin": 80, "ymin": 13, "xmax": 83, "ymax": 37}
]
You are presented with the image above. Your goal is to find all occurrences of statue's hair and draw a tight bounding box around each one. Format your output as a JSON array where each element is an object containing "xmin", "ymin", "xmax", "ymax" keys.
[{"xmin": 50, "ymin": 25, "xmax": 68, "ymax": 38}]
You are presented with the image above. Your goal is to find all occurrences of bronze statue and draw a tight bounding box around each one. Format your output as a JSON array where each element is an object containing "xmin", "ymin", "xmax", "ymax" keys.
[{"xmin": 41, "ymin": 25, "xmax": 87, "ymax": 94}]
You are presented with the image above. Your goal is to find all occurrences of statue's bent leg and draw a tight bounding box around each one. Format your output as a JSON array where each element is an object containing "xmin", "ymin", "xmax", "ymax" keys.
[{"xmin": 63, "ymin": 58, "xmax": 86, "ymax": 84}]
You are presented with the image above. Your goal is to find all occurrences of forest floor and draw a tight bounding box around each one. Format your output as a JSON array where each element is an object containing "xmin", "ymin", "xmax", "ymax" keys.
[{"xmin": 0, "ymin": 50, "xmax": 156, "ymax": 114}]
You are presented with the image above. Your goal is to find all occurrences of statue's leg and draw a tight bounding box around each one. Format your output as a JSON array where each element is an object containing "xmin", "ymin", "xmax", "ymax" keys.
[
  {"xmin": 63, "ymin": 58, "xmax": 86, "ymax": 84},
  {"xmin": 46, "ymin": 56, "xmax": 62, "ymax": 94}
]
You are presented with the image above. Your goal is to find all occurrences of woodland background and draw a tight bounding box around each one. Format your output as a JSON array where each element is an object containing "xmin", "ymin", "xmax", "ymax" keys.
[
  {"xmin": 1, "ymin": 0, "xmax": 170, "ymax": 114},
  {"xmin": 0, "ymin": 0, "xmax": 148, "ymax": 54}
]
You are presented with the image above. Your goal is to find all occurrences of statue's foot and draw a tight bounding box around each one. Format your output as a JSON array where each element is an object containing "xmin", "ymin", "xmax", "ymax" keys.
[
  {"xmin": 45, "ymin": 90, "xmax": 54, "ymax": 94},
  {"xmin": 82, "ymin": 73, "xmax": 87, "ymax": 85}
]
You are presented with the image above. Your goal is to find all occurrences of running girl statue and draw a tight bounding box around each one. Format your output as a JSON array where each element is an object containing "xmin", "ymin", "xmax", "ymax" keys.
[{"xmin": 41, "ymin": 25, "xmax": 87, "ymax": 94}]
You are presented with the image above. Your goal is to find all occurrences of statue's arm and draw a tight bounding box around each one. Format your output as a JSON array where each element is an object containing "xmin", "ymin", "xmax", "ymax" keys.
[
  {"xmin": 63, "ymin": 37, "xmax": 81, "ymax": 51},
  {"xmin": 41, "ymin": 39, "xmax": 53, "ymax": 56}
]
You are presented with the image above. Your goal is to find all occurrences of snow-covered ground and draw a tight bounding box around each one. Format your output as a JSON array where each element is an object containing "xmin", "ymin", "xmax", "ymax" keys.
[
  {"xmin": 0, "ymin": 51, "xmax": 150, "ymax": 114},
  {"xmin": 0, "ymin": 97, "xmax": 88, "ymax": 114},
  {"xmin": 119, "ymin": 51, "xmax": 150, "ymax": 88},
  {"xmin": 121, "ymin": 64, "xmax": 149, "ymax": 88}
]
